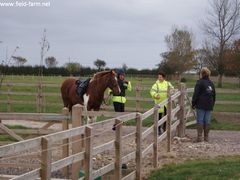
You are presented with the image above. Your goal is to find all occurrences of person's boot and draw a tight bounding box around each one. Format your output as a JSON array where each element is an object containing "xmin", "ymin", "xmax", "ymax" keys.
[
  {"xmin": 204, "ymin": 124, "xmax": 210, "ymax": 142},
  {"xmin": 196, "ymin": 124, "xmax": 203, "ymax": 142}
]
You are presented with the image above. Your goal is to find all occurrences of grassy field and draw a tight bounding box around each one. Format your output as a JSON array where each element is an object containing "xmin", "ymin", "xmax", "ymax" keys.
[
  {"xmin": 148, "ymin": 156, "xmax": 240, "ymax": 180},
  {"xmin": 0, "ymin": 75, "xmax": 239, "ymax": 114},
  {"xmin": 0, "ymin": 75, "xmax": 238, "ymax": 132},
  {"xmin": 0, "ymin": 75, "xmax": 239, "ymax": 157}
]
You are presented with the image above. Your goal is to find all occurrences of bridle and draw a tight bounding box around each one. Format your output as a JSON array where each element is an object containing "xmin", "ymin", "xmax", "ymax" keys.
[
  {"xmin": 86, "ymin": 72, "xmax": 119, "ymax": 107},
  {"xmin": 102, "ymin": 74, "xmax": 119, "ymax": 106}
]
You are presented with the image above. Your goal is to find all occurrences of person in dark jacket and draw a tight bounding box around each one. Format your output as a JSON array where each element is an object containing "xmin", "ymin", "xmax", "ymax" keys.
[
  {"xmin": 109, "ymin": 69, "xmax": 132, "ymax": 112},
  {"xmin": 192, "ymin": 67, "xmax": 216, "ymax": 142}
]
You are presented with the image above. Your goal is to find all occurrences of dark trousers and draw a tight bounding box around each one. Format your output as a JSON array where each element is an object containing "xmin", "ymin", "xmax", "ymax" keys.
[
  {"xmin": 113, "ymin": 102, "xmax": 125, "ymax": 112},
  {"xmin": 158, "ymin": 106, "xmax": 167, "ymax": 134},
  {"xmin": 112, "ymin": 102, "xmax": 124, "ymax": 131}
]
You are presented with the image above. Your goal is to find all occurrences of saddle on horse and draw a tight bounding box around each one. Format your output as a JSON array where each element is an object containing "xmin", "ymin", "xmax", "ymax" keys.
[{"xmin": 75, "ymin": 78, "xmax": 91, "ymax": 98}]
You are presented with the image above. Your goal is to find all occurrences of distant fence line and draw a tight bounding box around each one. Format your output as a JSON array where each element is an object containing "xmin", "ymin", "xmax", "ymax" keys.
[
  {"xmin": 0, "ymin": 82, "xmax": 239, "ymax": 113},
  {"xmin": 0, "ymin": 83, "xmax": 196, "ymax": 180}
]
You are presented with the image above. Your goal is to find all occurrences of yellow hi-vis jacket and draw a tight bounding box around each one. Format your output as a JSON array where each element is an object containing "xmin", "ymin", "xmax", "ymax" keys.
[
  {"xmin": 150, "ymin": 80, "xmax": 174, "ymax": 113},
  {"xmin": 109, "ymin": 81, "xmax": 132, "ymax": 103}
]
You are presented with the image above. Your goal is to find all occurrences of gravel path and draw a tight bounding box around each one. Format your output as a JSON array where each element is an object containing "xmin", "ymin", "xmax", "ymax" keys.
[
  {"xmin": 1, "ymin": 120, "xmax": 240, "ymax": 179},
  {"xmin": 141, "ymin": 129, "xmax": 240, "ymax": 179}
]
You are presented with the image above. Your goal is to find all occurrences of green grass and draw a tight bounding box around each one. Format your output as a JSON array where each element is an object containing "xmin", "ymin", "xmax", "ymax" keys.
[
  {"xmin": 188, "ymin": 118, "xmax": 240, "ymax": 131},
  {"xmin": 148, "ymin": 156, "xmax": 240, "ymax": 180},
  {"xmin": 0, "ymin": 135, "xmax": 17, "ymax": 142},
  {"xmin": 214, "ymin": 104, "xmax": 240, "ymax": 112},
  {"xmin": 5, "ymin": 124, "xmax": 30, "ymax": 129},
  {"xmin": 0, "ymin": 75, "xmax": 239, "ymax": 114},
  {"xmin": 0, "ymin": 124, "xmax": 29, "ymax": 142},
  {"xmin": 127, "ymin": 115, "xmax": 240, "ymax": 130},
  {"xmin": 216, "ymin": 93, "xmax": 240, "ymax": 101},
  {"xmin": 211, "ymin": 118, "xmax": 240, "ymax": 130}
]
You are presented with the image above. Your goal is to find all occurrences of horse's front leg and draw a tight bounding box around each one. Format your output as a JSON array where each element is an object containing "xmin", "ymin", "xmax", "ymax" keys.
[
  {"xmin": 88, "ymin": 107, "xmax": 100, "ymax": 123},
  {"xmin": 86, "ymin": 112, "xmax": 97, "ymax": 124},
  {"xmin": 89, "ymin": 115, "xmax": 97, "ymax": 123}
]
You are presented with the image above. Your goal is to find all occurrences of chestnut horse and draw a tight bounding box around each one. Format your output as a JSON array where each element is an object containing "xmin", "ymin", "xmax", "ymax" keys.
[{"xmin": 61, "ymin": 70, "xmax": 120, "ymax": 112}]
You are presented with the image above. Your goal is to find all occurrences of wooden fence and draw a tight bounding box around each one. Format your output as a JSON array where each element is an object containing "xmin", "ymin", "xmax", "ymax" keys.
[
  {"xmin": 0, "ymin": 83, "xmax": 197, "ymax": 180},
  {"xmin": 0, "ymin": 82, "xmax": 239, "ymax": 113}
]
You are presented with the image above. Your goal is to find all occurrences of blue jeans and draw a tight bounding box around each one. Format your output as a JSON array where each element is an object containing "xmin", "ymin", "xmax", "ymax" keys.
[{"xmin": 196, "ymin": 109, "xmax": 211, "ymax": 125}]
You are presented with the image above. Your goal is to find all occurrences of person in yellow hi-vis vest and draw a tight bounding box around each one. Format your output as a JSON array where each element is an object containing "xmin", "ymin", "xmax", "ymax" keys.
[
  {"xmin": 110, "ymin": 69, "xmax": 132, "ymax": 112},
  {"xmin": 150, "ymin": 72, "xmax": 174, "ymax": 135}
]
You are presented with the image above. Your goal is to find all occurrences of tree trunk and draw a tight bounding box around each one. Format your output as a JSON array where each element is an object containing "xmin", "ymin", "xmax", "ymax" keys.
[{"xmin": 217, "ymin": 74, "xmax": 223, "ymax": 88}]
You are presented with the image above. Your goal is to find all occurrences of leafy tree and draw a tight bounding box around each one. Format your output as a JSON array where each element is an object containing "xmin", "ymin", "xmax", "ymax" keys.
[
  {"xmin": 94, "ymin": 59, "xmax": 106, "ymax": 71},
  {"xmin": 202, "ymin": 0, "xmax": 240, "ymax": 87},
  {"xmin": 45, "ymin": 56, "xmax": 58, "ymax": 68},
  {"xmin": 122, "ymin": 63, "xmax": 128, "ymax": 72},
  {"xmin": 64, "ymin": 62, "xmax": 81, "ymax": 76},
  {"xmin": 127, "ymin": 68, "xmax": 138, "ymax": 75},
  {"xmin": 12, "ymin": 56, "xmax": 27, "ymax": 67},
  {"xmin": 159, "ymin": 27, "xmax": 195, "ymax": 77},
  {"xmin": 225, "ymin": 39, "xmax": 240, "ymax": 87},
  {"xmin": 158, "ymin": 58, "xmax": 175, "ymax": 76}
]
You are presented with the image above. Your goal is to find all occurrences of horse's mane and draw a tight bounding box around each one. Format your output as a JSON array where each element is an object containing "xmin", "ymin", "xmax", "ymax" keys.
[{"xmin": 92, "ymin": 70, "xmax": 113, "ymax": 80}]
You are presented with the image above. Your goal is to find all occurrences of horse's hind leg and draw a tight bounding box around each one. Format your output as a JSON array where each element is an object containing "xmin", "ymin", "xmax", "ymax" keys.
[{"xmin": 62, "ymin": 96, "xmax": 70, "ymax": 110}]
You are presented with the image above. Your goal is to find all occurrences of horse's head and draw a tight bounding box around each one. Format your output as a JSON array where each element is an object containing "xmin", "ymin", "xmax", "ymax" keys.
[{"xmin": 107, "ymin": 70, "xmax": 121, "ymax": 94}]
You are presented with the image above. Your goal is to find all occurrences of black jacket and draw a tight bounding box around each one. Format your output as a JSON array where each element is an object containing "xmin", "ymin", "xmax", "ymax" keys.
[
  {"xmin": 113, "ymin": 79, "xmax": 127, "ymax": 97},
  {"xmin": 192, "ymin": 77, "xmax": 216, "ymax": 111}
]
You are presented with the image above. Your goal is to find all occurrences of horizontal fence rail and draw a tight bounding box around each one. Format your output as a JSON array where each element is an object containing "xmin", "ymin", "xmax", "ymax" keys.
[
  {"xmin": 0, "ymin": 83, "xmax": 198, "ymax": 180},
  {"xmin": 1, "ymin": 81, "xmax": 239, "ymax": 114}
]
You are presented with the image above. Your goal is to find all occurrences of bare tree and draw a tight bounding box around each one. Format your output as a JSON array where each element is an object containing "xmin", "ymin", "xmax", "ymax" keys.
[
  {"xmin": 194, "ymin": 40, "xmax": 220, "ymax": 78},
  {"xmin": 39, "ymin": 29, "xmax": 50, "ymax": 77},
  {"xmin": 38, "ymin": 29, "xmax": 50, "ymax": 112},
  {"xmin": 202, "ymin": 0, "xmax": 240, "ymax": 87},
  {"xmin": 0, "ymin": 46, "xmax": 19, "ymax": 88}
]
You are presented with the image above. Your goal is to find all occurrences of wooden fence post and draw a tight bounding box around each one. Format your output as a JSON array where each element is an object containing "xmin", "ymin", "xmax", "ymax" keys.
[
  {"xmin": 114, "ymin": 119, "xmax": 122, "ymax": 180},
  {"xmin": 71, "ymin": 104, "xmax": 83, "ymax": 180},
  {"xmin": 166, "ymin": 86, "xmax": 172, "ymax": 152},
  {"xmin": 136, "ymin": 113, "xmax": 142, "ymax": 180},
  {"xmin": 177, "ymin": 83, "xmax": 186, "ymax": 137},
  {"xmin": 62, "ymin": 107, "xmax": 69, "ymax": 177},
  {"xmin": 41, "ymin": 137, "xmax": 52, "ymax": 180},
  {"xmin": 85, "ymin": 126, "xmax": 93, "ymax": 180},
  {"xmin": 36, "ymin": 94, "xmax": 39, "ymax": 113},
  {"xmin": 153, "ymin": 106, "xmax": 159, "ymax": 168},
  {"xmin": 7, "ymin": 82, "xmax": 11, "ymax": 112},
  {"xmin": 135, "ymin": 84, "xmax": 141, "ymax": 112}
]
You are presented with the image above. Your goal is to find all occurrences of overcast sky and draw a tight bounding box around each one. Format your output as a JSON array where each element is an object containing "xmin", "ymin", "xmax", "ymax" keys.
[{"xmin": 0, "ymin": 0, "xmax": 209, "ymax": 69}]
